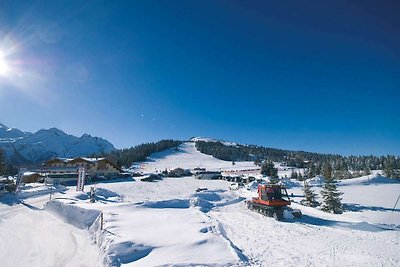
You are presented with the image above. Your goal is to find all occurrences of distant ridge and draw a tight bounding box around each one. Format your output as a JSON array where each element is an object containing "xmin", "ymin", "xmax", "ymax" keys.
[{"xmin": 0, "ymin": 122, "xmax": 116, "ymax": 164}]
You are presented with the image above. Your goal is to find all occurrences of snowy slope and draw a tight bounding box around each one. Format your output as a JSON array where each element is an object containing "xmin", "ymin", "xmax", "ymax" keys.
[
  {"xmin": 138, "ymin": 142, "xmax": 256, "ymax": 172},
  {"xmin": 1, "ymin": 142, "xmax": 399, "ymax": 267},
  {"xmin": 0, "ymin": 123, "xmax": 115, "ymax": 163},
  {"xmin": 287, "ymin": 173, "xmax": 400, "ymax": 225},
  {"xmin": 70, "ymin": 174, "xmax": 400, "ymax": 266}
]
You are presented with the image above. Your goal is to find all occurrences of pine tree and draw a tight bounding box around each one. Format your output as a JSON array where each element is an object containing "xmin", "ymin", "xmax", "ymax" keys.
[
  {"xmin": 290, "ymin": 170, "xmax": 297, "ymax": 179},
  {"xmin": 297, "ymin": 171, "xmax": 303, "ymax": 181},
  {"xmin": 363, "ymin": 165, "xmax": 371, "ymax": 176},
  {"xmin": 0, "ymin": 149, "xmax": 6, "ymax": 176},
  {"xmin": 254, "ymin": 159, "xmax": 261, "ymax": 166},
  {"xmin": 323, "ymin": 163, "xmax": 332, "ymax": 179},
  {"xmin": 321, "ymin": 177, "xmax": 343, "ymax": 214},
  {"xmin": 301, "ymin": 181, "xmax": 319, "ymax": 207},
  {"xmin": 261, "ymin": 160, "xmax": 278, "ymax": 178}
]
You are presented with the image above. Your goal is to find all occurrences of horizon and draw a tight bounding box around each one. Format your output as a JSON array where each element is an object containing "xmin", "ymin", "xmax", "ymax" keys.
[
  {"xmin": 1, "ymin": 1, "xmax": 399, "ymax": 156},
  {"xmin": 1, "ymin": 120, "xmax": 398, "ymax": 157}
]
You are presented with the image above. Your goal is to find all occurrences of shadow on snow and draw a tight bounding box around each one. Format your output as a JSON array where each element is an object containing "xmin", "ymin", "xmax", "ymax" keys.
[
  {"xmin": 342, "ymin": 203, "xmax": 400, "ymax": 212},
  {"xmin": 298, "ymin": 214, "xmax": 394, "ymax": 232}
]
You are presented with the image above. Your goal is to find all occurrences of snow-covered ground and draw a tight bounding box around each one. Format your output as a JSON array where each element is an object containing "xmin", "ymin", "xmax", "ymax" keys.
[
  {"xmin": 1, "ymin": 142, "xmax": 399, "ymax": 266},
  {"xmin": 0, "ymin": 185, "xmax": 99, "ymax": 267},
  {"xmin": 137, "ymin": 142, "xmax": 256, "ymax": 172}
]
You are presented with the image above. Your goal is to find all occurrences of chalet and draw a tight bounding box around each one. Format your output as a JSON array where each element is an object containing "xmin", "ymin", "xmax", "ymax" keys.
[{"xmin": 44, "ymin": 157, "xmax": 120, "ymax": 184}]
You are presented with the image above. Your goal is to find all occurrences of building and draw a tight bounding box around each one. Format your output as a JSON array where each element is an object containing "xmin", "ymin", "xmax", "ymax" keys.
[
  {"xmin": 22, "ymin": 172, "xmax": 44, "ymax": 183},
  {"xmin": 194, "ymin": 171, "xmax": 222, "ymax": 180},
  {"xmin": 43, "ymin": 157, "xmax": 120, "ymax": 184}
]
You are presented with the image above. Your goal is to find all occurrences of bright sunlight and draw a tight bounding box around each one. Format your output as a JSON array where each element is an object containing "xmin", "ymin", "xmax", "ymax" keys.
[{"xmin": 0, "ymin": 50, "xmax": 10, "ymax": 76}]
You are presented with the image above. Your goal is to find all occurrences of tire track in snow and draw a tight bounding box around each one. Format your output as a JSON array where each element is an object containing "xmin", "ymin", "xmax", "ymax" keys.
[
  {"xmin": 216, "ymin": 221, "xmax": 250, "ymax": 264},
  {"xmin": 200, "ymin": 210, "xmax": 252, "ymax": 266}
]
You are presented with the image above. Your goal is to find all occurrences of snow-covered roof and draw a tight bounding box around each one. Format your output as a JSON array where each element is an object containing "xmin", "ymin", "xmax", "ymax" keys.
[
  {"xmin": 47, "ymin": 157, "xmax": 106, "ymax": 164},
  {"xmin": 45, "ymin": 157, "xmax": 120, "ymax": 171}
]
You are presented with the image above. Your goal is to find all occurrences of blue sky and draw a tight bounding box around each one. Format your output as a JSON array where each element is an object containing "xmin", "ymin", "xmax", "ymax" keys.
[{"xmin": 0, "ymin": 0, "xmax": 399, "ymax": 155}]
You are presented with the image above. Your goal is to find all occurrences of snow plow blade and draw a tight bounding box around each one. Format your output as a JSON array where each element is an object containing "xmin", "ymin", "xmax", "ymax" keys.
[{"xmin": 288, "ymin": 208, "xmax": 302, "ymax": 218}]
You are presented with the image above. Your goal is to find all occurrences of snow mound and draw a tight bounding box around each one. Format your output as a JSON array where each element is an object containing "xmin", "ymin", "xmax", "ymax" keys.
[
  {"xmin": 190, "ymin": 196, "xmax": 215, "ymax": 213},
  {"xmin": 193, "ymin": 190, "xmax": 222, "ymax": 202},
  {"xmin": 45, "ymin": 200, "xmax": 102, "ymax": 230},
  {"xmin": 95, "ymin": 188, "xmax": 122, "ymax": 202},
  {"xmin": 141, "ymin": 199, "xmax": 190, "ymax": 209},
  {"xmin": 137, "ymin": 189, "xmax": 243, "ymax": 214},
  {"xmin": 107, "ymin": 242, "xmax": 153, "ymax": 267},
  {"xmin": 190, "ymin": 190, "xmax": 244, "ymax": 213}
]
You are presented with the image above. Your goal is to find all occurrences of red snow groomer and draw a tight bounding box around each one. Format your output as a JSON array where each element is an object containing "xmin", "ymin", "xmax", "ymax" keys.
[{"xmin": 246, "ymin": 184, "xmax": 302, "ymax": 221}]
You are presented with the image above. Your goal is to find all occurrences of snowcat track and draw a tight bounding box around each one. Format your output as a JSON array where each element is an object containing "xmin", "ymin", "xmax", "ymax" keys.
[{"xmin": 246, "ymin": 201, "xmax": 283, "ymax": 221}]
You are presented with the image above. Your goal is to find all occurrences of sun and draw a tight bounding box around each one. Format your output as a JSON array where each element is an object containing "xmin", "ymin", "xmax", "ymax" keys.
[{"xmin": 0, "ymin": 50, "xmax": 10, "ymax": 76}]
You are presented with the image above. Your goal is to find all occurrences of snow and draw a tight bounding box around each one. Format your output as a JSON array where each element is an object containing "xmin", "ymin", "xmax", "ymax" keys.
[
  {"xmin": 189, "ymin": 136, "xmax": 239, "ymax": 146},
  {"xmin": 288, "ymin": 173, "xmax": 400, "ymax": 226},
  {"xmin": 45, "ymin": 200, "xmax": 102, "ymax": 230},
  {"xmin": 137, "ymin": 142, "xmax": 256, "ymax": 172},
  {"xmin": 0, "ymin": 123, "xmax": 115, "ymax": 162},
  {"xmin": 0, "ymin": 188, "xmax": 99, "ymax": 267},
  {"xmin": 1, "ymin": 142, "xmax": 399, "ymax": 266}
]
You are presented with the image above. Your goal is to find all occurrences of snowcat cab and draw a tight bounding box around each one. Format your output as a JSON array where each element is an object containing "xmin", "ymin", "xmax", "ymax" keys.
[
  {"xmin": 246, "ymin": 184, "xmax": 302, "ymax": 221},
  {"xmin": 258, "ymin": 184, "xmax": 291, "ymax": 206}
]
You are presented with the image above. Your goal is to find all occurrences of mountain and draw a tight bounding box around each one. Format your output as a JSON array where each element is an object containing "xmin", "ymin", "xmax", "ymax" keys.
[
  {"xmin": 0, "ymin": 123, "xmax": 29, "ymax": 140},
  {"xmin": 0, "ymin": 123, "xmax": 116, "ymax": 164}
]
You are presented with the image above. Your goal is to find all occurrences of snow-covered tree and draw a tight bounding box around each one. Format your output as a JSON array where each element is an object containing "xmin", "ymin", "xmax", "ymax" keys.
[
  {"xmin": 261, "ymin": 160, "xmax": 278, "ymax": 178},
  {"xmin": 301, "ymin": 181, "xmax": 319, "ymax": 207},
  {"xmin": 323, "ymin": 163, "xmax": 332, "ymax": 179},
  {"xmin": 321, "ymin": 177, "xmax": 343, "ymax": 214}
]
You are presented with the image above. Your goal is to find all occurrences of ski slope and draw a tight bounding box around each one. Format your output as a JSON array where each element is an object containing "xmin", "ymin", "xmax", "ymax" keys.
[
  {"xmin": 138, "ymin": 142, "xmax": 256, "ymax": 172},
  {"xmin": 1, "ymin": 142, "xmax": 399, "ymax": 266}
]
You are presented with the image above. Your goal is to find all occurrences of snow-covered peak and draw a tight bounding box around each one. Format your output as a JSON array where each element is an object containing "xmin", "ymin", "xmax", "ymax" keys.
[
  {"xmin": 35, "ymin": 127, "xmax": 68, "ymax": 136},
  {"xmin": 0, "ymin": 122, "xmax": 27, "ymax": 139},
  {"xmin": 0, "ymin": 123, "xmax": 116, "ymax": 163}
]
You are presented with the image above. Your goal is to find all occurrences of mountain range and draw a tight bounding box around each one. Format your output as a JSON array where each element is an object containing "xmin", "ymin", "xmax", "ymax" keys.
[{"xmin": 0, "ymin": 123, "xmax": 115, "ymax": 164}]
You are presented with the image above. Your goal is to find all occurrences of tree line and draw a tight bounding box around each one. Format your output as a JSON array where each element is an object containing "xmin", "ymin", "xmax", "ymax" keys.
[
  {"xmin": 104, "ymin": 140, "xmax": 183, "ymax": 168},
  {"xmin": 0, "ymin": 149, "xmax": 18, "ymax": 176},
  {"xmin": 195, "ymin": 141, "xmax": 400, "ymax": 179},
  {"xmin": 260, "ymin": 159, "xmax": 344, "ymax": 214}
]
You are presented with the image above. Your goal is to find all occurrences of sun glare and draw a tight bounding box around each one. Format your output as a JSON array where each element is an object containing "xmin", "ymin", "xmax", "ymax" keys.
[{"xmin": 0, "ymin": 50, "xmax": 10, "ymax": 76}]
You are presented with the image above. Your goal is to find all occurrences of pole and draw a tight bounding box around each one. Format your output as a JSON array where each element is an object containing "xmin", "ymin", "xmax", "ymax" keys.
[
  {"xmin": 100, "ymin": 212, "xmax": 104, "ymax": 230},
  {"xmin": 393, "ymin": 194, "xmax": 400, "ymax": 212}
]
